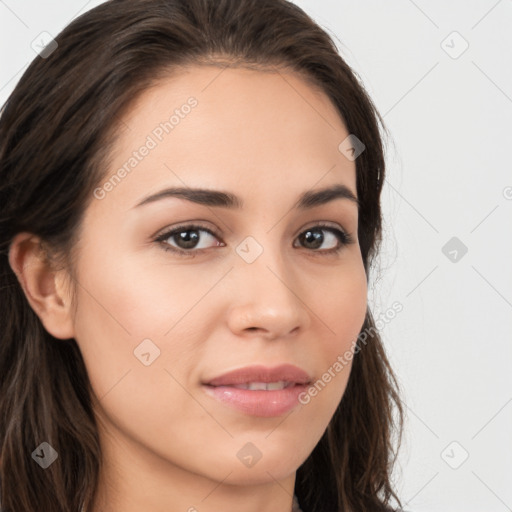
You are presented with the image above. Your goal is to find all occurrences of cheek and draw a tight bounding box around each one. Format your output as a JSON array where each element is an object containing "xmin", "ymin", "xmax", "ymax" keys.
[
  {"xmin": 307, "ymin": 259, "xmax": 367, "ymax": 407},
  {"xmin": 73, "ymin": 247, "xmax": 209, "ymax": 338},
  {"xmin": 70, "ymin": 252, "xmax": 161, "ymax": 395},
  {"xmin": 70, "ymin": 258, "xmax": 207, "ymax": 446},
  {"xmin": 70, "ymin": 247, "xmax": 223, "ymax": 408},
  {"xmin": 319, "ymin": 259, "xmax": 368, "ymax": 353}
]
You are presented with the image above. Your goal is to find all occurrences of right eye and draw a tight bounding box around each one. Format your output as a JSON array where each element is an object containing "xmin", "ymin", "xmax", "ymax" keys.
[{"xmin": 154, "ymin": 223, "xmax": 225, "ymax": 256}]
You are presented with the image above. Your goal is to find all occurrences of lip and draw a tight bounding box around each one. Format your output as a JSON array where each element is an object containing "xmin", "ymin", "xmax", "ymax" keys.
[
  {"xmin": 202, "ymin": 363, "xmax": 313, "ymax": 387},
  {"xmin": 201, "ymin": 364, "xmax": 313, "ymax": 417}
]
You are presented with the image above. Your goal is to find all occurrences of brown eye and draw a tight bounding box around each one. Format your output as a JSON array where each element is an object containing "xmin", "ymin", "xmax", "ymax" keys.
[
  {"xmin": 295, "ymin": 224, "xmax": 353, "ymax": 254},
  {"xmin": 155, "ymin": 224, "xmax": 224, "ymax": 255},
  {"xmin": 154, "ymin": 222, "xmax": 353, "ymax": 257}
]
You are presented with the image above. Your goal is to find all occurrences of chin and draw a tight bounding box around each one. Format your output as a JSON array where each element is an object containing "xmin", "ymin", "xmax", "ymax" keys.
[{"xmin": 223, "ymin": 448, "xmax": 307, "ymax": 484}]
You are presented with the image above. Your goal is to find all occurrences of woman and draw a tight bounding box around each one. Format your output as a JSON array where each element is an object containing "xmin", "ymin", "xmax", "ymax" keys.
[{"xmin": 0, "ymin": 0, "xmax": 404, "ymax": 511}]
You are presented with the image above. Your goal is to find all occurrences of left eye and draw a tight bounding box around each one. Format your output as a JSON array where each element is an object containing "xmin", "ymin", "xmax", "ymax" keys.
[{"xmin": 155, "ymin": 223, "xmax": 353, "ymax": 256}]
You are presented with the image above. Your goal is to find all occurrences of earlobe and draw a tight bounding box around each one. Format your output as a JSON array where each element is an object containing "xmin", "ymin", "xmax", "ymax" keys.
[{"xmin": 8, "ymin": 232, "xmax": 76, "ymax": 340}]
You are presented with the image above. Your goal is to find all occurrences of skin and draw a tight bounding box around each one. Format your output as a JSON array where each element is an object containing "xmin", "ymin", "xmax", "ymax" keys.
[{"xmin": 9, "ymin": 65, "xmax": 368, "ymax": 512}]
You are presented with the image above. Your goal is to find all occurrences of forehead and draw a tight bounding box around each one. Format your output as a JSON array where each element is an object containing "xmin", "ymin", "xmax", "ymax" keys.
[{"xmin": 95, "ymin": 65, "xmax": 357, "ymax": 212}]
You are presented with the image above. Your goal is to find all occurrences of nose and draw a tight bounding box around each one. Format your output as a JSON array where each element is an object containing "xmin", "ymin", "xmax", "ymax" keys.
[{"xmin": 225, "ymin": 242, "xmax": 311, "ymax": 340}]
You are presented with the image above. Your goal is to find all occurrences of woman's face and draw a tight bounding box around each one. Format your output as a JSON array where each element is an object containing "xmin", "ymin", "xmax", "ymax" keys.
[{"xmin": 66, "ymin": 66, "xmax": 368, "ymax": 508}]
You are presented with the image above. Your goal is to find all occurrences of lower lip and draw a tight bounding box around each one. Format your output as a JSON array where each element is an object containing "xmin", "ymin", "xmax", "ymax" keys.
[{"xmin": 202, "ymin": 384, "xmax": 310, "ymax": 417}]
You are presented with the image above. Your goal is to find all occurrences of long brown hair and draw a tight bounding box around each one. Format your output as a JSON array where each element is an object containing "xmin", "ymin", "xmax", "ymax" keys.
[{"xmin": 0, "ymin": 1, "xmax": 404, "ymax": 510}]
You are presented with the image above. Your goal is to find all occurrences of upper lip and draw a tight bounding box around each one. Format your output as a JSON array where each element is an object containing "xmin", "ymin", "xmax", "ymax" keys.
[{"xmin": 203, "ymin": 364, "xmax": 312, "ymax": 386}]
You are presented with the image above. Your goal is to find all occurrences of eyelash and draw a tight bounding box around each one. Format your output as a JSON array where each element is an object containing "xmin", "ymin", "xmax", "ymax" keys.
[{"xmin": 154, "ymin": 222, "xmax": 355, "ymax": 258}]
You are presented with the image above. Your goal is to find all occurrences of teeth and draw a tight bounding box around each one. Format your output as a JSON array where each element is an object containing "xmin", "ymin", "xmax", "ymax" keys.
[
  {"xmin": 265, "ymin": 381, "xmax": 287, "ymax": 390},
  {"xmin": 231, "ymin": 381, "xmax": 290, "ymax": 390}
]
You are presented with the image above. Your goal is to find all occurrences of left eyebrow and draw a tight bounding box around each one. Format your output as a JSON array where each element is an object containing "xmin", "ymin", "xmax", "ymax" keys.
[{"xmin": 132, "ymin": 183, "xmax": 359, "ymax": 210}]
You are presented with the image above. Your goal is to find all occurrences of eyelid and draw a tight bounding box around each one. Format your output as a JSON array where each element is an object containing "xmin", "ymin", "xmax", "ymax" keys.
[
  {"xmin": 153, "ymin": 221, "xmax": 223, "ymax": 254},
  {"xmin": 294, "ymin": 221, "xmax": 355, "ymax": 251},
  {"xmin": 300, "ymin": 219, "xmax": 348, "ymax": 234},
  {"xmin": 154, "ymin": 220, "xmax": 355, "ymax": 256},
  {"xmin": 154, "ymin": 219, "xmax": 350, "ymax": 240},
  {"xmin": 154, "ymin": 220, "xmax": 219, "ymax": 240}
]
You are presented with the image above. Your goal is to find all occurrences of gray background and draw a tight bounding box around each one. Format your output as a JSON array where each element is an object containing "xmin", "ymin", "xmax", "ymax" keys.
[{"xmin": 1, "ymin": 1, "xmax": 511, "ymax": 511}]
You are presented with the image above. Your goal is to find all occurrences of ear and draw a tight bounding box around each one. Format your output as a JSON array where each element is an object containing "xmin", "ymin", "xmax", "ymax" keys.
[{"xmin": 8, "ymin": 232, "xmax": 76, "ymax": 340}]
